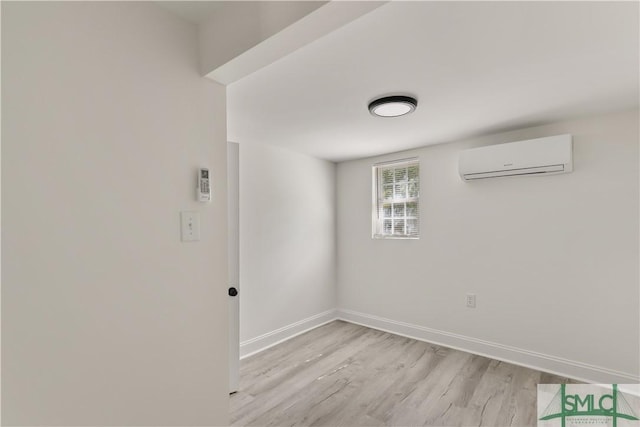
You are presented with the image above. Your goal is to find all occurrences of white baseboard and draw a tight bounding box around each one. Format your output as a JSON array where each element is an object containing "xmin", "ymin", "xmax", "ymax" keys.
[
  {"xmin": 240, "ymin": 309, "xmax": 337, "ymax": 359},
  {"xmin": 336, "ymin": 308, "xmax": 639, "ymax": 384}
]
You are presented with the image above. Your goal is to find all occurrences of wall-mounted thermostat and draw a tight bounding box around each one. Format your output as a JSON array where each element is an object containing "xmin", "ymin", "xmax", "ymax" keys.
[{"xmin": 197, "ymin": 168, "xmax": 211, "ymax": 202}]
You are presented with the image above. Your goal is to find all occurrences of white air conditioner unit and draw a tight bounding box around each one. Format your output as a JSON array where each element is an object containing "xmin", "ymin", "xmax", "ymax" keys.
[{"xmin": 459, "ymin": 134, "xmax": 573, "ymax": 181}]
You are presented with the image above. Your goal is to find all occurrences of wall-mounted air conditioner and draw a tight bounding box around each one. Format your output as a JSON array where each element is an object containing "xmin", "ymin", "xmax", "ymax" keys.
[{"xmin": 459, "ymin": 134, "xmax": 573, "ymax": 181}]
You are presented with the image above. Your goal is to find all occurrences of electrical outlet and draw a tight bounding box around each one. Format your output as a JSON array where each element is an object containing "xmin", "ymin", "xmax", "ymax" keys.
[{"xmin": 466, "ymin": 293, "xmax": 476, "ymax": 308}]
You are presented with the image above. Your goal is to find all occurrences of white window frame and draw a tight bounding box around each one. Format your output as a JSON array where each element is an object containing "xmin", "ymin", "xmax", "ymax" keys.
[{"xmin": 372, "ymin": 157, "xmax": 420, "ymax": 239}]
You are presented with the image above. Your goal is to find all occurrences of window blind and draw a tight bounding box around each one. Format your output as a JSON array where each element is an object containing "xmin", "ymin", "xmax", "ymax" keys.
[{"xmin": 373, "ymin": 158, "xmax": 420, "ymax": 239}]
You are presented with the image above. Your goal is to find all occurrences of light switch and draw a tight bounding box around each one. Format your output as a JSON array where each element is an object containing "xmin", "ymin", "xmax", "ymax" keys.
[{"xmin": 181, "ymin": 211, "xmax": 200, "ymax": 241}]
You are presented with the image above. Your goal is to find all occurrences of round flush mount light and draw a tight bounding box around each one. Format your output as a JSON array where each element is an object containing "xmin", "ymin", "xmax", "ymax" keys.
[{"xmin": 368, "ymin": 95, "xmax": 418, "ymax": 118}]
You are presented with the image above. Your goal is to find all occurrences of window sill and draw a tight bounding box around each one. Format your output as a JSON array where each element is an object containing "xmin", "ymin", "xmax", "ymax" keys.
[{"xmin": 372, "ymin": 234, "xmax": 419, "ymax": 240}]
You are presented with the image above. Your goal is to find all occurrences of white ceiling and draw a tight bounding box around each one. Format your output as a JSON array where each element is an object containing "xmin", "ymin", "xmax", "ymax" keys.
[
  {"xmin": 155, "ymin": 1, "xmax": 227, "ymax": 24},
  {"xmin": 227, "ymin": 1, "xmax": 639, "ymax": 162}
]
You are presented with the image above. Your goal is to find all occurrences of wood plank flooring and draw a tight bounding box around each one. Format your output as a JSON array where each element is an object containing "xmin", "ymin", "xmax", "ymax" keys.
[{"xmin": 230, "ymin": 320, "xmax": 578, "ymax": 426}]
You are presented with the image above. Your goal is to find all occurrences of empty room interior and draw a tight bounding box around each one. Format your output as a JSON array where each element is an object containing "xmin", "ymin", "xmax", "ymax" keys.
[{"xmin": 2, "ymin": 1, "xmax": 639, "ymax": 426}]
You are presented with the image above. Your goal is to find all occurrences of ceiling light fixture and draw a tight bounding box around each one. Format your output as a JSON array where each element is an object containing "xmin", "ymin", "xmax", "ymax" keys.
[{"xmin": 368, "ymin": 95, "xmax": 418, "ymax": 118}]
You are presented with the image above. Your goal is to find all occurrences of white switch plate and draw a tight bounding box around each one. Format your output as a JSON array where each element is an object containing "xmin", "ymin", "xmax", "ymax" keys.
[
  {"xmin": 466, "ymin": 293, "xmax": 476, "ymax": 308},
  {"xmin": 181, "ymin": 211, "xmax": 200, "ymax": 241}
]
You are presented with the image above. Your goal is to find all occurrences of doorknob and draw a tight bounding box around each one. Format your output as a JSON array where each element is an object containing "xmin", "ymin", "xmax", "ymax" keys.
[{"xmin": 228, "ymin": 287, "xmax": 238, "ymax": 297}]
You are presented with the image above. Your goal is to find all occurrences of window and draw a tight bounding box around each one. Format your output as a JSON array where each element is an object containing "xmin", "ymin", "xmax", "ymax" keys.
[{"xmin": 372, "ymin": 158, "xmax": 420, "ymax": 239}]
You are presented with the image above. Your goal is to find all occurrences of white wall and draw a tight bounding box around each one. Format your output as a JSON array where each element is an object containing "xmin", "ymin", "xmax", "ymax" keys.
[
  {"xmin": 199, "ymin": 1, "xmax": 326, "ymax": 76},
  {"xmin": 202, "ymin": 1, "xmax": 385, "ymax": 84},
  {"xmin": 337, "ymin": 110, "xmax": 639, "ymax": 382},
  {"xmin": 239, "ymin": 142, "xmax": 336, "ymax": 355},
  {"xmin": 2, "ymin": 2, "xmax": 229, "ymax": 425}
]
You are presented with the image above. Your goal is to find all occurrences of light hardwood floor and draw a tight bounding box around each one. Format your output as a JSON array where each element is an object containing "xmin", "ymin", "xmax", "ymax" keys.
[{"xmin": 230, "ymin": 320, "xmax": 577, "ymax": 426}]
